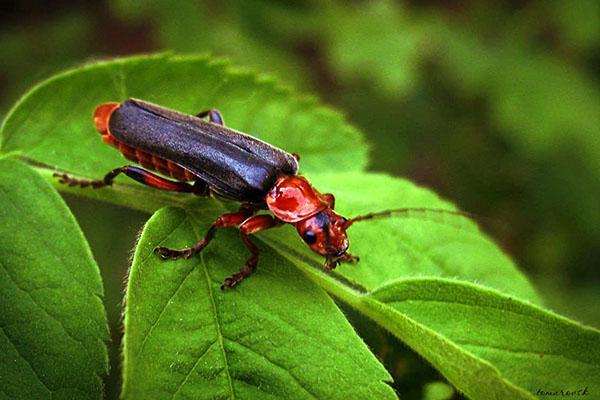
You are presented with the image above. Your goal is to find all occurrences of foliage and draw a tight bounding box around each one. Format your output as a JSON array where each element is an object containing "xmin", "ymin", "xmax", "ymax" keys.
[
  {"xmin": 0, "ymin": 158, "xmax": 108, "ymax": 399},
  {"xmin": 1, "ymin": 54, "xmax": 598, "ymax": 399}
]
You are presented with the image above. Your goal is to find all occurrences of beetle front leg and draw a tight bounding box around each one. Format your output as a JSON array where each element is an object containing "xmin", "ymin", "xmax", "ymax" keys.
[
  {"xmin": 324, "ymin": 252, "xmax": 360, "ymax": 271},
  {"xmin": 221, "ymin": 215, "xmax": 284, "ymax": 289},
  {"xmin": 154, "ymin": 204, "xmax": 256, "ymax": 260}
]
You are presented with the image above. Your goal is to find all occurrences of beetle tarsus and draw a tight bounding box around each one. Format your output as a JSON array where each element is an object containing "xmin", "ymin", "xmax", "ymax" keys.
[
  {"xmin": 323, "ymin": 252, "xmax": 360, "ymax": 271},
  {"xmin": 221, "ymin": 255, "xmax": 258, "ymax": 290},
  {"xmin": 154, "ymin": 246, "xmax": 192, "ymax": 260},
  {"xmin": 340, "ymin": 253, "xmax": 360, "ymax": 263},
  {"xmin": 53, "ymin": 172, "xmax": 107, "ymax": 189},
  {"xmin": 154, "ymin": 234, "xmax": 213, "ymax": 260}
]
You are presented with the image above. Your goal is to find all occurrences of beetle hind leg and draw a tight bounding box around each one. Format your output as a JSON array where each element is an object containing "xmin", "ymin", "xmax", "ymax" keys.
[
  {"xmin": 221, "ymin": 215, "xmax": 283, "ymax": 289},
  {"xmin": 54, "ymin": 166, "xmax": 204, "ymax": 194},
  {"xmin": 54, "ymin": 172, "xmax": 106, "ymax": 188},
  {"xmin": 221, "ymin": 233, "xmax": 259, "ymax": 289}
]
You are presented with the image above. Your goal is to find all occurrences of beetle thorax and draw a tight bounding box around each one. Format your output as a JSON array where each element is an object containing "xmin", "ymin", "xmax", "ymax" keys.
[{"xmin": 265, "ymin": 176, "xmax": 328, "ymax": 222}]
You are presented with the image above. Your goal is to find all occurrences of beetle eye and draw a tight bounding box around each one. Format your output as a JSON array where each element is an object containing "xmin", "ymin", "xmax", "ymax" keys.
[{"xmin": 302, "ymin": 230, "xmax": 317, "ymax": 245}]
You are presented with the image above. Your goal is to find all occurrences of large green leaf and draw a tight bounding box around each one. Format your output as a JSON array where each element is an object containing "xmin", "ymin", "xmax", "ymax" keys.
[
  {"xmin": 0, "ymin": 158, "xmax": 108, "ymax": 399},
  {"xmin": 2, "ymin": 54, "xmax": 596, "ymax": 399},
  {"xmin": 122, "ymin": 206, "xmax": 395, "ymax": 399},
  {"xmin": 0, "ymin": 53, "xmax": 367, "ymax": 178}
]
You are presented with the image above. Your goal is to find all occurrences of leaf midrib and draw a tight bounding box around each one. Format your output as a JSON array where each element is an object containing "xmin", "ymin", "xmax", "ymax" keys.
[
  {"xmin": 188, "ymin": 214, "xmax": 236, "ymax": 400},
  {"xmin": 454, "ymin": 340, "xmax": 599, "ymax": 368}
]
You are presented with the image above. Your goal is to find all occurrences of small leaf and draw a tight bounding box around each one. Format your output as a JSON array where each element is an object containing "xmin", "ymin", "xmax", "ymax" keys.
[
  {"xmin": 366, "ymin": 279, "xmax": 600, "ymax": 399},
  {"xmin": 122, "ymin": 207, "xmax": 395, "ymax": 399},
  {"xmin": 0, "ymin": 158, "xmax": 108, "ymax": 399},
  {"xmin": 0, "ymin": 53, "xmax": 367, "ymax": 178}
]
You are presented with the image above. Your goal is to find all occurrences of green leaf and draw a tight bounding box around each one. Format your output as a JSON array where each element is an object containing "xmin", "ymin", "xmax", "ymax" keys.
[
  {"xmin": 368, "ymin": 279, "xmax": 600, "ymax": 399},
  {"xmin": 0, "ymin": 53, "xmax": 367, "ymax": 178},
  {"xmin": 122, "ymin": 206, "xmax": 395, "ymax": 399},
  {"xmin": 0, "ymin": 158, "xmax": 108, "ymax": 399},
  {"xmin": 110, "ymin": 0, "xmax": 309, "ymax": 89}
]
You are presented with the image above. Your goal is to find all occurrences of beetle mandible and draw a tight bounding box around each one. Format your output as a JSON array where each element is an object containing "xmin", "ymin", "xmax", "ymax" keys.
[{"xmin": 56, "ymin": 99, "xmax": 472, "ymax": 288}]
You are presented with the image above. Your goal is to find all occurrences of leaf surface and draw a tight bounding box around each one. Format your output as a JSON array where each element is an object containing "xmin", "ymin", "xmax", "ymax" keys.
[
  {"xmin": 0, "ymin": 158, "xmax": 108, "ymax": 399},
  {"xmin": 122, "ymin": 206, "xmax": 395, "ymax": 400}
]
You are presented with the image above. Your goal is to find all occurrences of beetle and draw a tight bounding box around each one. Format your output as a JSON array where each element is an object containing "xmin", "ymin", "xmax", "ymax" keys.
[{"xmin": 56, "ymin": 99, "xmax": 474, "ymax": 288}]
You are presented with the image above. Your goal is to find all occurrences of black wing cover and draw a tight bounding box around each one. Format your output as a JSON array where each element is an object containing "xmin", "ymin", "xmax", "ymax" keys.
[{"xmin": 108, "ymin": 99, "xmax": 299, "ymax": 203}]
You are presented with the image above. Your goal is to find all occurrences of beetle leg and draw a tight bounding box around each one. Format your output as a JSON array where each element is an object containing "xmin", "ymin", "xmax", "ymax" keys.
[
  {"xmin": 338, "ymin": 252, "xmax": 359, "ymax": 263},
  {"xmin": 54, "ymin": 172, "xmax": 107, "ymax": 189},
  {"xmin": 196, "ymin": 109, "xmax": 224, "ymax": 126},
  {"xmin": 154, "ymin": 204, "xmax": 257, "ymax": 261},
  {"xmin": 324, "ymin": 252, "xmax": 359, "ymax": 271},
  {"xmin": 54, "ymin": 166, "xmax": 203, "ymax": 194},
  {"xmin": 221, "ymin": 215, "xmax": 284, "ymax": 289}
]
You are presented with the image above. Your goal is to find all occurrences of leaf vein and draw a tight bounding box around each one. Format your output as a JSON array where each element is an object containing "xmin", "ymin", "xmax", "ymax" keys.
[
  {"xmin": 454, "ymin": 340, "xmax": 600, "ymax": 368},
  {"xmin": 187, "ymin": 213, "xmax": 236, "ymax": 399},
  {"xmin": 223, "ymin": 337, "xmax": 319, "ymax": 400},
  {"xmin": 134, "ymin": 262, "xmax": 197, "ymax": 361},
  {"xmin": 170, "ymin": 340, "xmax": 219, "ymax": 399},
  {"xmin": 0, "ymin": 260, "xmax": 95, "ymax": 369}
]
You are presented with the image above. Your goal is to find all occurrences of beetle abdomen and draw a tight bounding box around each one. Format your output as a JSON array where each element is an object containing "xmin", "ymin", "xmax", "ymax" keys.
[
  {"xmin": 101, "ymin": 134, "xmax": 197, "ymax": 182},
  {"xmin": 107, "ymin": 99, "xmax": 299, "ymax": 202}
]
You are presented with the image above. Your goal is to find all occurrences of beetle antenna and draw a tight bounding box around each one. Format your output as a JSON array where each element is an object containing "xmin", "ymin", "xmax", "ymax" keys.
[{"xmin": 346, "ymin": 207, "xmax": 488, "ymax": 228}]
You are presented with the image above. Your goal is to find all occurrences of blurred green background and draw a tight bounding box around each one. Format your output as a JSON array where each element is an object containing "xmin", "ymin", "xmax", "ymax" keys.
[{"xmin": 2, "ymin": 1, "xmax": 598, "ymax": 398}]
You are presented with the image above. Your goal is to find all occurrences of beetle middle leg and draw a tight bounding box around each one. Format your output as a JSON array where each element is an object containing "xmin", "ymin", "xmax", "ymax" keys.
[
  {"xmin": 221, "ymin": 215, "xmax": 284, "ymax": 289},
  {"xmin": 196, "ymin": 109, "xmax": 224, "ymax": 126}
]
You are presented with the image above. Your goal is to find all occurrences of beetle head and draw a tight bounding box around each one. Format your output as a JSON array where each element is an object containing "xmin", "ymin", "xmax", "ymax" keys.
[{"xmin": 294, "ymin": 208, "xmax": 350, "ymax": 268}]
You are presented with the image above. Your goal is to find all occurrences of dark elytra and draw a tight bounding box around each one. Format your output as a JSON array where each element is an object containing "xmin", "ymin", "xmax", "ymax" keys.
[{"xmin": 108, "ymin": 99, "xmax": 299, "ymax": 203}]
